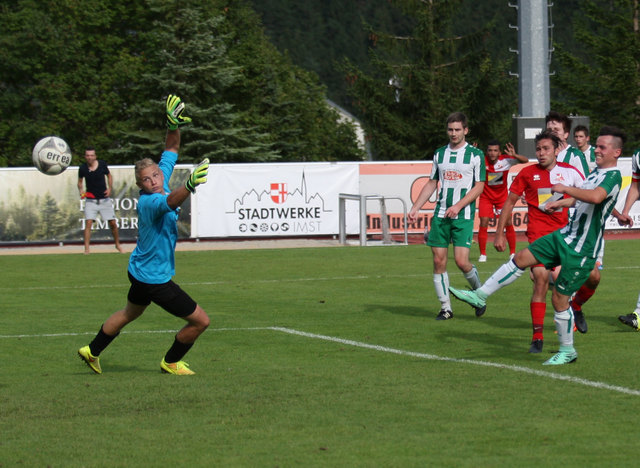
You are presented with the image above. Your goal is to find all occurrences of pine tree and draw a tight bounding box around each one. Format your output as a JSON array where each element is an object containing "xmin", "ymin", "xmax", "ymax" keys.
[
  {"xmin": 341, "ymin": 0, "xmax": 516, "ymax": 160},
  {"xmin": 552, "ymin": 0, "xmax": 640, "ymax": 149},
  {"xmin": 221, "ymin": 1, "xmax": 364, "ymax": 161},
  {"xmin": 115, "ymin": 1, "xmax": 280, "ymax": 164}
]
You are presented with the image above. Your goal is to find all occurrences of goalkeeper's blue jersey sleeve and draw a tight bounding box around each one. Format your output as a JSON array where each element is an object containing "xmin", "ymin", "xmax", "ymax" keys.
[{"xmin": 128, "ymin": 151, "xmax": 179, "ymax": 284}]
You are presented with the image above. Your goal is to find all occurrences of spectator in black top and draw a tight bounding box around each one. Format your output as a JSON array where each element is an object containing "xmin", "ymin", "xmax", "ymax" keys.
[{"xmin": 77, "ymin": 147, "xmax": 123, "ymax": 254}]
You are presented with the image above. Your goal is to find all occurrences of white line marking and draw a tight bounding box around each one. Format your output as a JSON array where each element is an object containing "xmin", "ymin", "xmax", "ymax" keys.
[
  {"xmin": 0, "ymin": 274, "xmax": 429, "ymax": 291},
  {"xmin": 4, "ymin": 326, "xmax": 639, "ymax": 396},
  {"xmin": 270, "ymin": 327, "xmax": 640, "ymax": 396},
  {"xmin": 0, "ymin": 327, "xmax": 270, "ymax": 339},
  {"xmin": 4, "ymin": 264, "xmax": 640, "ymax": 292}
]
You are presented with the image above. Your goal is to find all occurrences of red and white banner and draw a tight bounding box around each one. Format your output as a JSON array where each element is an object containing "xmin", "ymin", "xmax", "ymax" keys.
[{"xmin": 358, "ymin": 159, "xmax": 637, "ymax": 235}]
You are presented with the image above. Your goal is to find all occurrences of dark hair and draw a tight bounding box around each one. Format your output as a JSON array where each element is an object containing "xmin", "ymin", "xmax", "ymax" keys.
[
  {"xmin": 573, "ymin": 125, "xmax": 589, "ymax": 137},
  {"xmin": 545, "ymin": 111, "xmax": 571, "ymax": 133},
  {"xmin": 85, "ymin": 146, "xmax": 95, "ymax": 152},
  {"xmin": 535, "ymin": 129, "xmax": 561, "ymax": 149},
  {"xmin": 599, "ymin": 126, "xmax": 627, "ymax": 149},
  {"xmin": 446, "ymin": 112, "xmax": 468, "ymax": 128},
  {"xmin": 487, "ymin": 139, "xmax": 500, "ymax": 147}
]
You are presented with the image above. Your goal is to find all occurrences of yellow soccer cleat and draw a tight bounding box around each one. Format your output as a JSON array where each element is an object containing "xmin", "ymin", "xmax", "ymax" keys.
[
  {"xmin": 161, "ymin": 358, "xmax": 195, "ymax": 375},
  {"xmin": 78, "ymin": 345, "xmax": 102, "ymax": 374}
]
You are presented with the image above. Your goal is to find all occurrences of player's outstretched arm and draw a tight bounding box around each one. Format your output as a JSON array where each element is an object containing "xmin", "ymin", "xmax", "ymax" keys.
[
  {"xmin": 167, "ymin": 159, "xmax": 209, "ymax": 209},
  {"xmin": 504, "ymin": 142, "xmax": 529, "ymax": 164},
  {"xmin": 552, "ymin": 183, "xmax": 608, "ymax": 204}
]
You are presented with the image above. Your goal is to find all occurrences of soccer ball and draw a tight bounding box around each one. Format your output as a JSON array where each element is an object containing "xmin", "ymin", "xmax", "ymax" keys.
[{"xmin": 32, "ymin": 136, "xmax": 72, "ymax": 175}]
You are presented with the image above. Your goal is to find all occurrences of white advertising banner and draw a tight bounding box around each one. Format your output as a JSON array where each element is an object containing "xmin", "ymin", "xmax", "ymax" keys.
[
  {"xmin": 1, "ymin": 158, "xmax": 638, "ymax": 244},
  {"xmin": 193, "ymin": 163, "xmax": 360, "ymax": 237}
]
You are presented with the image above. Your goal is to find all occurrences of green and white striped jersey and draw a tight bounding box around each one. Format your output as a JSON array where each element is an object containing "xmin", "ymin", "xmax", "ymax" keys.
[
  {"xmin": 560, "ymin": 167, "xmax": 621, "ymax": 258},
  {"xmin": 430, "ymin": 142, "xmax": 485, "ymax": 220},
  {"xmin": 558, "ymin": 145, "xmax": 590, "ymax": 177},
  {"xmin": 583, "ymin": 145, "xmax": 596, "ymax": 173}
]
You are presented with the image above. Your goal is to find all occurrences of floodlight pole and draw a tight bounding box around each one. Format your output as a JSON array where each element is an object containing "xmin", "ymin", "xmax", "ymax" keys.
[{"xmin": 513, "ymin": 0, "xmax": 551, "ymax": 118}]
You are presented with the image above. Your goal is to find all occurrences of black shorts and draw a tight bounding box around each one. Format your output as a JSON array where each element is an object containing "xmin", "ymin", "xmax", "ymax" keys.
[{"xmin": 127, "ymin": 272, "xmax": 197, "ymax": 318}]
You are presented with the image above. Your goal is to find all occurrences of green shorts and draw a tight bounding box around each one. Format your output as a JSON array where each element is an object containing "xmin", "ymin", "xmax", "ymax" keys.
[
  {"xmin": 528, "ymin": 230, "xmax": 595, "ymax": 296},
  {"xmin": 427, "ymin": 216, "xmax": 474, "ymax": 249}
]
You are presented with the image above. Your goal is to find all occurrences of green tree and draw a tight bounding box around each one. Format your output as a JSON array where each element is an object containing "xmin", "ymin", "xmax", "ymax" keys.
[
  {"xmin": 552, "ymin": 0, "xmax": 640, "ymax": 149},
  {"xmin": 0, "ymin": 0, "xmax": 148, "ymax": 166},
  {"xmin": 0, "ymin": 0, "xmax": 363, "ymax": 166},
  {"xmin": 219, "ymin": 1, "xmax": 364, "ymax": 161},
  {"xmin": 115, "ymin": 1, "xmax": 281, "ymax": 164},
  {"xmin": 341, "ymin": 0, "xmax": 516, "ymax": 160},
  {"xmin": 249, "ymin": 0, "xmax": 415, "ymax": 108}
]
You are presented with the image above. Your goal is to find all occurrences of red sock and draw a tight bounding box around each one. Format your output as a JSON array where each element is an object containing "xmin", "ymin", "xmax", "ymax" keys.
[
  {"xmin": 531, "ymin": 302, "xmax": 546, "ymax": 341},
  {"xmin": 572, "ymin": 285, "xmax": 596, "ymax": 310},
  {"xmin": 478, "ymin": 226, "xmax": 488, "ymax": 255},
  {"xmin": 505, "ymin": 225, "xmax": 517, "ymax": 255}
]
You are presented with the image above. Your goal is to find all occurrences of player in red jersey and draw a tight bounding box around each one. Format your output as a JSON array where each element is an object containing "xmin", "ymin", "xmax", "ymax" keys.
[
  {"xmin": 477, "ymin": 140, "xmax": 529, "ymax": 262},
  {"xmin": 492, "ymin": 130, "xmax": 584, "ymax": 353}
]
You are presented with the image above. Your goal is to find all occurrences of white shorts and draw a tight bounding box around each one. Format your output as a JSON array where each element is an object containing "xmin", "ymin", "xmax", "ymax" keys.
[{"xmin": 84, "ymin": 198, "xmax": 116, "ymax": 221}]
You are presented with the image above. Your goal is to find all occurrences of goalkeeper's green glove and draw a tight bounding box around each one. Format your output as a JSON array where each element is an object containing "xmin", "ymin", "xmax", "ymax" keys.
[
  {"xmin": 166, "ymin": 94, "xmax": 192, "ymax": 130},
  {"xmin": 185, "ymin": 158, "xmax": 209, "ymax": 193}
]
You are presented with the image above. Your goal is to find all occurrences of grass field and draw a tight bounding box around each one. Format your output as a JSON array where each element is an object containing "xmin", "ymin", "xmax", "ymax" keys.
[{"xmin": 2, "ymin": 240, "xmax": 640, "ymax": 467}]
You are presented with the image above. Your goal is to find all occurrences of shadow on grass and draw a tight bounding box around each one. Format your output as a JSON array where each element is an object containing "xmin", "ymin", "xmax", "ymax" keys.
[
  {"xmin": 429, "ymin": 328, "xmax": 550, "ymax": 360},
  {"xmin": 365, "ymin": 302, "xmax": 555, "ymax": 361},
  {"xmin": 364, "ymin": 303, "xmax": 431, "ymax": 317},
  {"xmin": 369, "ymin": 302, "xmax": 527, "ymax": 331}
]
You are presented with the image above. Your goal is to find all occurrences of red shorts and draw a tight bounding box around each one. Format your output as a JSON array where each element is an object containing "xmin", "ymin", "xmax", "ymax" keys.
[{"xmin": 478, "ymin": 196, "xmax": 506, "ymax": 218}]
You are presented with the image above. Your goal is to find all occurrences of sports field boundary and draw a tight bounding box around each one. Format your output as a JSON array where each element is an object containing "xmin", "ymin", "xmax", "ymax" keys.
[{"xmin": 5, "ymin": 325, "xmax": 640, "ymax": 397}]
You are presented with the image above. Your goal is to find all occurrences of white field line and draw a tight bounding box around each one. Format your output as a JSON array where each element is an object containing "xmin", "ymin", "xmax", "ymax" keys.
[
  {"xmin": 0, "ymin": 274, "xmax": 428, "ymax": 291},
  {"xmin": 2, "ymin": 326, "xmax": 639, "ymax": 396},
  {"xmin": 270, "ymin": 327, "xmax": 640, "ymax": 396},
  {"xmin": 5, "ymin": 264, "xmax": 640, "ymax": 292}
]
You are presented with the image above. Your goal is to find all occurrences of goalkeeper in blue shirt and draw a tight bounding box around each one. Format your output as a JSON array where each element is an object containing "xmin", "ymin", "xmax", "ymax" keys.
[{"xmin": 78, "ymin": 94, "xmax": 210, "ymax": 375}]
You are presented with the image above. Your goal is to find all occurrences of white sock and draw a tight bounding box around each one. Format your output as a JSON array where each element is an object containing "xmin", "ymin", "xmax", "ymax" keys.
[
  {"xmin": 464, "ymin": 266, "xmax": 481, "ymax": 289},
  {"xmin": 434, "ymin": 272, "xmax": 452, "ymax": 311},
  {"xmin": 555, "ymin": 308, "xmax": 574, "ymax": 349},
  {"xmin": 634, "ymin": 291, "xmax": 640, "ymax": 314},
  {"xmin": 478, "ymin": 260, "xmax": 524, "ymax": 299}
]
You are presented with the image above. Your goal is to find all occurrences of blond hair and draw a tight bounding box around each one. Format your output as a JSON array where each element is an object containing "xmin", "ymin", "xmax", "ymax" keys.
[{"xmin": 134, "ymin": 158, "xmax": 158, "ymax": 185}]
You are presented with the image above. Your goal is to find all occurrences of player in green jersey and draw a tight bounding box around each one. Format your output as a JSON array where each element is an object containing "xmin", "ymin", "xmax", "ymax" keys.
[
  {"xmin": 408, "ymin": 112, "xmax": 486, "ymax": 320},
  {"xmin": 449, "ymin": 127, "xmax": 626, "ymax": 365},
  {"xmin": 574, "ymin": 125, "xmax": 596, "ymax": 173},
  {"xmin": 545, "ymin": 111, "xmax": 590, "ymax": 177}
]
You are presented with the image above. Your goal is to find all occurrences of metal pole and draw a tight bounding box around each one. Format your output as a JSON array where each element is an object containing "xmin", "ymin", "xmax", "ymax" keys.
[
  {"xmin": 359, "ymin": 195, "xmax": 367, "ymax": 246},
  {"xmin": 518, "ymin": 0, "xmax": 550, "ymax": 117}
]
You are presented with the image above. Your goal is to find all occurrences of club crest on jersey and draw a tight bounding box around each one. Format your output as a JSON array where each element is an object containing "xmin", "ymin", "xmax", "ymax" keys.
[
  {"xmin": 270, "ymin": 183, "xmax": 288, "ymax": 204},
  {"xmin": 444, "ymin": 170, "xmax": 463, "ymax": 181}
]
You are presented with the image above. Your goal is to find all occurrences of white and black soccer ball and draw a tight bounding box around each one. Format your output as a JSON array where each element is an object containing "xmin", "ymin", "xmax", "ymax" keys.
[{"xmin": 32, "ymin": 136, "xmax": 72, "ymax": 175}]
